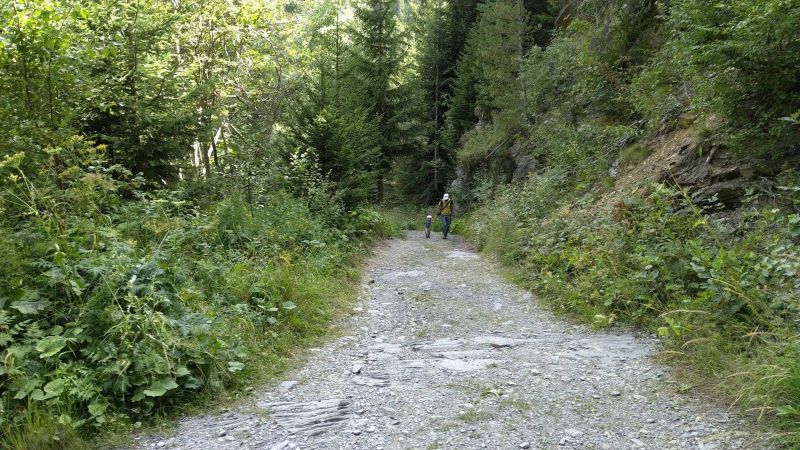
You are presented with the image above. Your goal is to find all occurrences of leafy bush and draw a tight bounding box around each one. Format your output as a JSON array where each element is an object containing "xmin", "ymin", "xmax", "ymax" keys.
[
  {"xmin": 635, "ymin": 0, "xmax": 800, "ymax": 155},
  {"xmin": 0, "ymin": 146, "xmax": 387, "ymax": 447},
  {"xmin": 462, "ymin": 170, "xmax": 800, "ymax": 445}
]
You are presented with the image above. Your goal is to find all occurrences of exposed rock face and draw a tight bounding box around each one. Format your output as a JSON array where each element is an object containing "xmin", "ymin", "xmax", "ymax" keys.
[
  {"xmin": 510, "ymin": 140, "xmax": 538, "ymax": 181},
  {"xmin": 656, "ymin": 133, "xmax": 800, "ymax": 208}
]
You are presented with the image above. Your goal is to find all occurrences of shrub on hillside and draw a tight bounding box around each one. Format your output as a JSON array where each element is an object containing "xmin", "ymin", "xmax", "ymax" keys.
[{"xmin": 462, "ymin": 171, "xmax": 800, "ymax": 444}]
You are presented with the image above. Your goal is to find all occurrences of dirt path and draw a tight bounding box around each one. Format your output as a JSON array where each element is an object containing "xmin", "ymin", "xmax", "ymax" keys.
[{"xmin": 129, "ymin": 232, "xmax": 767, "ymax": 450}]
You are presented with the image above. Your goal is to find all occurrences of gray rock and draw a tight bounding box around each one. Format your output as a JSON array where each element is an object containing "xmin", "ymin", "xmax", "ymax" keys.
[
  {"xmin": 122, "ymin": 232, "xmax": 765, "ymax": 450},
  {"xmin": 278, "ymin": 381, "xmax": 299, "ymax": 394},
  {"xmin": 352, "ymin": 374, "xmax": 390, "ymax": 387}
]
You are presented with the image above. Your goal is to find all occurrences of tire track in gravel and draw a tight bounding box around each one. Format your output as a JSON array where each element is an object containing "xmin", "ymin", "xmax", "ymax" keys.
[{"xmin": 129, "ymin": 232, "xmax": 769, "ymax": 450}]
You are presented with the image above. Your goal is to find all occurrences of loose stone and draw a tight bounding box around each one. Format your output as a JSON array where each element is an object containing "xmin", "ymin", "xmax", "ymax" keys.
[{"xmin": 124, "ymin": 232, "xmax": 762, "ymax": 450}]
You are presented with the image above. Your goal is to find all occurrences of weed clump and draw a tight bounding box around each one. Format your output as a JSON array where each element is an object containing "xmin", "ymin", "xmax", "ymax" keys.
[
  {"xmin": 0, "ymin": 148, "xmax": 398, "ymax": 447},
  {"xmin": 461, "ymin": 172, "xmax": 800, "ymax": 445}
]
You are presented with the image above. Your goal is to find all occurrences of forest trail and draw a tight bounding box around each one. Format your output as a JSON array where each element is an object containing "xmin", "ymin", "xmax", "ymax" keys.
[{"xmin": 129, "ymin": 232, "xmax": 767, "ymax": 450}]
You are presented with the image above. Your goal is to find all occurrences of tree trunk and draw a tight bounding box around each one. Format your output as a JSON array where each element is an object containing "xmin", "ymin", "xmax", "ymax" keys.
[
  {"xmin": 201, "ymin": 138, "xmax": 211, "ymax": 177},
  {"xmin": 517, "ymin": 9, "xmax": 527, "ymax": 112},
  {"xmin": 219, "ymin": 125, "xmax": 229, "ymax": 171},
  {"xmin": 211, "ymin": 137, "xmax": 219, "ymax": 167},
  {"xmin": 335, "ymin": 10, "xmax": 341, "ymax": 107},
  {"xmin": 433, "ymin": 62, "xmax": 440, "ymax": 195}
]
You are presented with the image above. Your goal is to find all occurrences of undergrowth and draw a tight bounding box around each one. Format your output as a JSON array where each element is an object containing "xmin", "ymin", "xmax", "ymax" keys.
[
  {"xmin": 0, "ymin": 146, "xmax": 399, "ymax": 449},
  {"xmin": 461, "ymin": 170, "xmax": 800, "ymax": 446}
]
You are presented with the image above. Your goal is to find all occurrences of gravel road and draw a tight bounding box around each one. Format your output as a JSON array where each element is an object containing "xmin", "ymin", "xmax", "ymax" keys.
[{"xmin": 128, "ymin": 232, "xmax": 769, "ymax": 450}]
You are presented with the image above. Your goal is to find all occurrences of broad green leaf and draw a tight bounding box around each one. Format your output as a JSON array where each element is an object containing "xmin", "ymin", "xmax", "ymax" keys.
[
  {"xmin": 175, "ymin": 366, "xmax": 190, "ymax": 377},
  {"xmin": 281, "ymin": 301, "xmax": 296, "ymax": 310},
  {"xmin": 30, "ymin": 378, "xmax": 65, "ymax": 401},
  {"xmin": 10, "ymin": 300, "xmax": 51, "ymax": 315},
  {"xmin": 88, "ymin": 400, "xmax": 109, "ymax": 417},
  {"xmin": 143, "ymin": 378, "xmax": 178, "ymax": 397},
  {"xmin": 44, "ymin": 378, "xmax": 66, "ymax": 396},
  {"xmin": 36, "ymin": 335, "xmax": 67, "ymax": 358},
  {"xmin": 183, "ymin": 376, "xmax": 202, "ymax": 389},
  {"xmin": 227, "ymin": 361, "xmax": 245, "ymax": 372},
  {"xmin": 132, "ymin": 389, "xmax": 145, "ymax": 402},
  {"xmin": 14, "ymin": 378, "xmax": 40, "ymax": 400}
]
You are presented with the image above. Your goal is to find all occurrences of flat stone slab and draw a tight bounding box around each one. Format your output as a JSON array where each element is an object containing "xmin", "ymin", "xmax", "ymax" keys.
[
  {"xmin": 258, "ymin": 399, "xmax": 352, "ymax": 436},
  {"xmin": 446, "ymin": 250, "xmax": 478, "ymax": 260},
  {"xmin": 378, "ymin": 270, "xmax": 426, "ymax": 282},
  {"xmin": 277, "ymin": 380, "xmax": 299, "ymax": 394},
  {"xmin": 435, "ymin": 358, "xmax": 501, "ymax": 372},
  {"xmin": 370, "ymin": 342, "xmax": 403, "ymax": 354},
  {"xmin": 411, "ymin": 338, "xmax": 466, "ymax": 352},
  {"xmin": 429, "ymin": 350, "xmax": 489, "ymax": 359},
  {"xmin": 352, "ymin": 373, "xmax": 390, "ymax": 387},
  {"xmin": 471, "ymin": 335, "xmax": 529, "ymax": 348}
]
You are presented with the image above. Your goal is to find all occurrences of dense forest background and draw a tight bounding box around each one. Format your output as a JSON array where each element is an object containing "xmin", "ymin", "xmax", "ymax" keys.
[{"xmin": 1, "ymin": 0, "xmax": 799, "ymax": 447}]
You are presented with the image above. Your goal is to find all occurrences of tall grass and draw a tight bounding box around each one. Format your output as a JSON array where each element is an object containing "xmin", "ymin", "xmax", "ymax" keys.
[
  {"xmin": 0, "ymin": 150, "xmax": 399, "ymax": 448},
  {"xmin": 460, "ymin": 172, "xmax": 800, "ymax": 446}
]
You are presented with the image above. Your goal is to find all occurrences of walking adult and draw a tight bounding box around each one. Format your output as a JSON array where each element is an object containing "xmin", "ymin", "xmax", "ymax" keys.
[{"xmin": 435, "ymin": 193, "xmax": 454, "ymax": 239}]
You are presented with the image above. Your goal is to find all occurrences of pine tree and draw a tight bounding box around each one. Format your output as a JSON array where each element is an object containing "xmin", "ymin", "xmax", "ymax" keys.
[
  {"xmin": 349, "ymin": 0, "xmax": 405, "ymax": 202},
  {"xmin": 395, "ymin": 0, "xmax": 481, "ymax": 203}
]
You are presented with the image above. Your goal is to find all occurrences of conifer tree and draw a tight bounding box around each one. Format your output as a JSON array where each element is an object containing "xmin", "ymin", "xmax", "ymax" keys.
[
  {"xmin": 395, "ymin": 0, "xmax": 481, "ymax": 203},
  {"xmin": 349, "ymin": 0, "xmax": 405, "ymax": 202}
]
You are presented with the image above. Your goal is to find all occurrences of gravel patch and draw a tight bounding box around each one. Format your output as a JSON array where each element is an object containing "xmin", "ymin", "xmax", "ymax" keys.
[{"xmin": 127, "ymin": 232, "xmax": 769, "ymax": 449}]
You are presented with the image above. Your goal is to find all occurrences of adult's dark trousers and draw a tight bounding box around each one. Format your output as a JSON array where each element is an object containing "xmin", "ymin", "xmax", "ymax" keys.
[{"xmin": 440, "ymin": 215, "xmax": 452, "ymax": 238}]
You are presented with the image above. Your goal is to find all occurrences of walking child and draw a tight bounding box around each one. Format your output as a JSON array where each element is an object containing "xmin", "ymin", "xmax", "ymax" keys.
[{"xmin": 424, "ymin": 215, "xmax": 433, "ymax": 238}]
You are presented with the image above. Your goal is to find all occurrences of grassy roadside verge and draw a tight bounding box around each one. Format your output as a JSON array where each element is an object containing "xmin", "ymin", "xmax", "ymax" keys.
[
  {"xmin": 2, "ymin": 200, "xmax": 399, "ymax": 450},
  {"xmin": 454, "ymin": 176, "xmax": 800, "ymax": 447},
  {"xmin": 94, "ymin": 221, "xmax": 388, "ymax": 449},
  {"xmin": 0, "ymin": 152, "xmax": 403, "ymax": 449}
]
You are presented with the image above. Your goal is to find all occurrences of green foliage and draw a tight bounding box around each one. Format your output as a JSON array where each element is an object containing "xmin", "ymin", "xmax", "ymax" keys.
[
  {"xmin": 464, "ymin": 0, "xmax": 531, "ymax": 117},
  {"xmin": 0, "ymin": 0, "xmax": 309, "ymax": 182},
  {"xmin": 284, "ymin": 106, "xmax": 381, "ymax": 207},
  {"xmin": 392, "ymin": 0, "xmax": 481, "ymax": 203},
  {"xmin": 0, "ymin": 145, "xmax": 388, "ymax": 447},
  {"xmin": 457, "ymin": 126, "xmax": 507, "ymax": 169},
  {"xmin": 349, "ymin": 0, "xmax": 409, "ymax": 201},
  {"xmin": 618, "ymin": 143, "xmax": 653, "ymax": 168},
  {"xmin": 666, "ymin": 0, "xmax": 800, "ymax": 156},
  {"xmin": 462, "ymin": 172, "xmax": 800, "ymax": 445}
]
